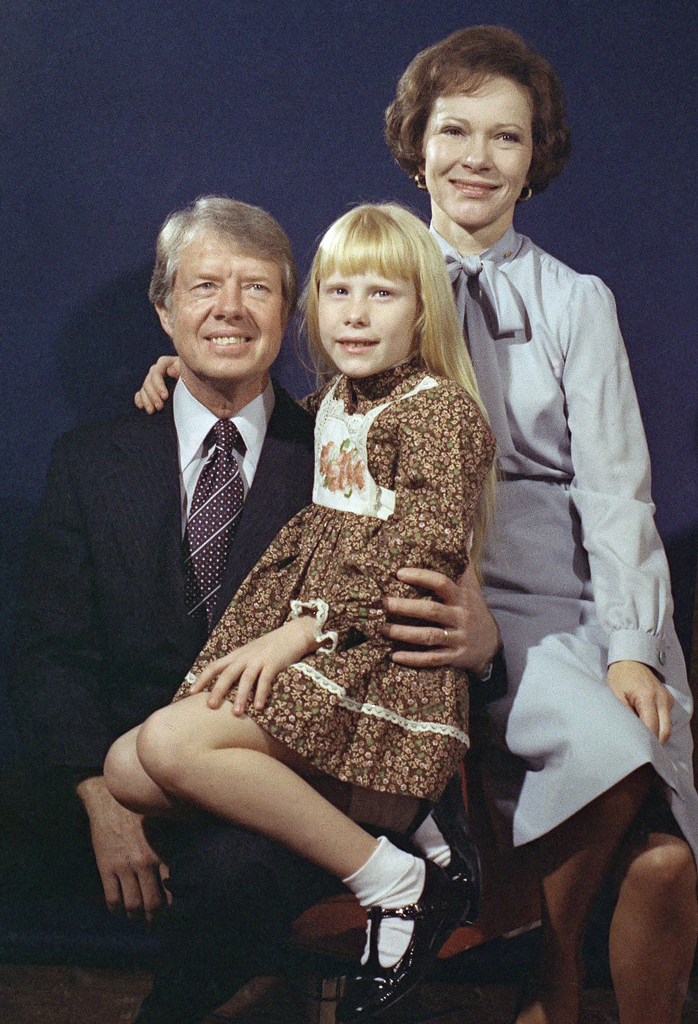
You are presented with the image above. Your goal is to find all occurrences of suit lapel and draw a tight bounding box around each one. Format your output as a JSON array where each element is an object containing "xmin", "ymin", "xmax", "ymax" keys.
[{"xmin": 108, "ymin": 405, "xmax": 200, "ymax": 653}]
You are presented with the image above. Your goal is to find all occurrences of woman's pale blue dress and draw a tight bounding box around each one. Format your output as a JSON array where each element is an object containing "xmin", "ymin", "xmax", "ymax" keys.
[{"xmin": 434, "ymin": 224, "xmax": 698, "ymax": 861}]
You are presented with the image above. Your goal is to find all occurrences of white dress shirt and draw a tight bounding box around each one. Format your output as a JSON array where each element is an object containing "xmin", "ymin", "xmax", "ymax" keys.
[{"xmin": 173, "ymin": 378, "xmax": 275, "ymax": 536}]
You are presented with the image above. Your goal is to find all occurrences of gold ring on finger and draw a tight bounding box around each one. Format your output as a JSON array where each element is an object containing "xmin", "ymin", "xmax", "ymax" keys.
[{"xmin": 443, "ymin": 628, "xmax": 449, "ymax": 644}]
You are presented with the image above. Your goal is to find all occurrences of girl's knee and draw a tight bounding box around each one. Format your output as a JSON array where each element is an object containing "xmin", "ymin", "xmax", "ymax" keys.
[
  {"xmin": 137, "ymin": 709, "xmax": 191, "ymax": 794},
  {"xmin": 104, "ymin": 731, "xmax": 143, "ymax": 809}
]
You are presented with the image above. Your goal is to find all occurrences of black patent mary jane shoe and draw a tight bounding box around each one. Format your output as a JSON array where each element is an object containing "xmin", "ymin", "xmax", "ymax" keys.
[
  {"xmin": 432, "ymin": 773, "xmax": 482, "ymax": 926},
  {"xmin": 335, "ymin": 860, "xmax": 461, "ymax": 1023}
]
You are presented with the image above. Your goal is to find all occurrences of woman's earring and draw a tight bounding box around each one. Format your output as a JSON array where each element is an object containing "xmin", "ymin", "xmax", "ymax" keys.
[
  {"xmin": 414, "ymin": 172, "xmax": 428, "ymax": 191},
  {"xmin": 519, "ymin": 186, "xmax": 533, "ymax": 202}
]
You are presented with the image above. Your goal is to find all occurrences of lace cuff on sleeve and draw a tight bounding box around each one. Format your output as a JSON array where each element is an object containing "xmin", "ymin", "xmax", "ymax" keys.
[{"xmin": 289, "ymin": 599, "xmax": 338, "ymax": 653}]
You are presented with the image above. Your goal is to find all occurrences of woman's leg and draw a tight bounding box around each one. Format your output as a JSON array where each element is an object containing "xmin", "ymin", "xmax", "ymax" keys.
[
  {"xmin": 610, "ymin": 831, "xmax": 697, "ymax": 1024},
  {"xmin": 516, "ymin": 764, "xmax": 653, "ymax": 1024}
]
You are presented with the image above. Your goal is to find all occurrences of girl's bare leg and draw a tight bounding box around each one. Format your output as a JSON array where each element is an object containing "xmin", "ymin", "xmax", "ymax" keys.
[
  {"xmin": 516, "ymin": 765, "xmax": 653, "ymax": 1024},
  {"xmin": 610, "ymin": 831, "xmax": 697, "ymax": 1024},
  {"xmin": 110, "ymin": 695, "xmax": 450, "ymax": 1005},
  {"xmin": 134, "ymin": 693, "xmax": 380, "ymax": 879},
  {"xmin": 105, "ymin": 726, "xmax": 179, "ymax": 815}
]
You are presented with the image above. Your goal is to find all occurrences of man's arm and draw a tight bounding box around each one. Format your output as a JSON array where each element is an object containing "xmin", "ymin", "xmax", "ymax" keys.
[
  {"xmin": 381, "ymin": 562, "xmax": 501, "ymax": 672},
  {"xmin": 10, "ymin": 432, "xmax": 169, "ymax": 917},
  {"xmin": 77, "ymin": 776, "xmax": 170, "ymax": 922}
]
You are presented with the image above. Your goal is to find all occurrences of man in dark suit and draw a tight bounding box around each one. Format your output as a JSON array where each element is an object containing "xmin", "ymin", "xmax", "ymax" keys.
[
  {"xmin": 9, "ymin": 196, "xmax": 345, "ymax": 1022},
  {"xmin": 10, "ymin": 195, "xmax": 501, "ymax": 1024}
]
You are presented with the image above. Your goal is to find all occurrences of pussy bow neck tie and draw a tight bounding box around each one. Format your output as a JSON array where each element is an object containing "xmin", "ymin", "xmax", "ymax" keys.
[{"xmin": 445, "ymin": 253, "xmax": 522, "ymax": 458}]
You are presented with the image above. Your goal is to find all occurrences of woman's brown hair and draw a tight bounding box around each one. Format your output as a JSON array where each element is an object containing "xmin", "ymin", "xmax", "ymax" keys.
[{"xmin": 385, "ymin": 25, "xmax": 572, "ymax": 195}]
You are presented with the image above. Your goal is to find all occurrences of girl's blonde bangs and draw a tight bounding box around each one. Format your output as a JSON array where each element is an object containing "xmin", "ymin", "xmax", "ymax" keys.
[{"xmin": 315, "ymin": 209, "xmax": 419, "ymax": 285}]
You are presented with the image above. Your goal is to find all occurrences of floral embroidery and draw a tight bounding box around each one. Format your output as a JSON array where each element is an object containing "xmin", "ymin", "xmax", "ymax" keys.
[{"xmin": 319, "ymin": 439, "xmax": 366, "ymax": 496}]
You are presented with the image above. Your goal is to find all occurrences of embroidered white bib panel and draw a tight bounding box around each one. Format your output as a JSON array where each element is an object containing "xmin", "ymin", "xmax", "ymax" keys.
[{"xmin": 312, "ymin": 374, "xmax": 438, "ymax": 520}]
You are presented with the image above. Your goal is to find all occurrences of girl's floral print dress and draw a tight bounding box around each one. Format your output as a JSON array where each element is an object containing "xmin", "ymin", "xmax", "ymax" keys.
[{"xmin": 174, "ymin": 359, "xmax": 495, "ymax": 801}]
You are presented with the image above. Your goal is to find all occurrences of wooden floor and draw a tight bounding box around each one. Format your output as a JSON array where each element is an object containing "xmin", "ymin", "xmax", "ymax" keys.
[{"xmin": 2, "ymin": 966, "xmax": 698, "ymax": 1024}]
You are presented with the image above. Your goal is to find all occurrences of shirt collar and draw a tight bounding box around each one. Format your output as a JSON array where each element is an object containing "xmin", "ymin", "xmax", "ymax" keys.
[
  {"xmin": 430, "ymin": 222, "xmax": 523, "ymax": 267},
  {"xmin": 173, "ymin": 378, "xmax": 274, "ymax": 474}
]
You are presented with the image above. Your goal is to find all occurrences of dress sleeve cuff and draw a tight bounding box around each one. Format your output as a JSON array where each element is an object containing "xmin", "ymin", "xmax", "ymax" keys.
[
  {"xmin": 607, "ymin": 629, "xmax": 666, "ymax": 676},
  {"xmin": 290, "ymin": 599, "xmax": 338, "ymax": 653}
]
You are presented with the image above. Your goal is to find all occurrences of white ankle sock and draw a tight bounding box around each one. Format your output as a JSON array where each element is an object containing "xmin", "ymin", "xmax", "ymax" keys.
[
  {"xmin": 343, "ymin": 836, "xmax": 425, "ymax": 968},
  {"xmin": 412, "ymin": 812, "xmax": 452, "ymax": 869}
]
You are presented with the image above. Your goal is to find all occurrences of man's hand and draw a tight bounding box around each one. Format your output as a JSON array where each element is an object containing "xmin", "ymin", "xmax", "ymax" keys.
[
  {"xmin": 76, "ymin": 775, "xmax": 170, "ymax": 922},
  {"xmin": 606, "ymin": 660, "xmax": 674, "ymax": 745},
  {"xmin": 189, "ymin": 618, "xmax": 320, "ymax": 715},
  {"xmin": 381, "ymin": 563, "xmax": 501, "ymax": 673},
  {"xmin": 134, "ymin": 355, "xmax": 180, "ymax": 413}
]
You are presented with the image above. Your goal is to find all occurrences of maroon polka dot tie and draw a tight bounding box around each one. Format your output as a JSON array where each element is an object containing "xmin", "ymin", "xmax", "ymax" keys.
[{"xmin": 183, "ymin": 419, "xmax": 246, "ymax": 627}]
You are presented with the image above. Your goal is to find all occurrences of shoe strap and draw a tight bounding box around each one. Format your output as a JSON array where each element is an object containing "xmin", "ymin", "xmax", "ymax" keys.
[
  {"xmin": 373, "ymin": 898, "xmax": 447, "ymax": 922},
  {"xmin": 379, "ymin": 903, "xmax": 422, "ymax": 921}
]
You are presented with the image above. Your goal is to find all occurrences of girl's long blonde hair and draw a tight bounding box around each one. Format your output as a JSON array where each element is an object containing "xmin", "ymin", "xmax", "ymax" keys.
[{"xmin": 302, "ymin": 202, "xmax": 496, "ymax": 566}]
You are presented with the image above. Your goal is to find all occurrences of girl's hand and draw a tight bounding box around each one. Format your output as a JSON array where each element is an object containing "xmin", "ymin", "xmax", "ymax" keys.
[
  {"xmin": 606, "ymin": 660, "xmax": 674, "ymax": 744},
  {"xmin": 134, "ymin": 356, "xmax": 181, "ymax": 413},
  {"xmin": 188, "ymin": 618, "xmax": 320, "ymax": 715}
]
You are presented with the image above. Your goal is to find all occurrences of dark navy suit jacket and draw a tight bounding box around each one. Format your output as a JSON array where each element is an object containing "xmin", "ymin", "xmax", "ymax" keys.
[{"xmin": 11, "ymin": 381, "xmax": 315, "ymax": 768}]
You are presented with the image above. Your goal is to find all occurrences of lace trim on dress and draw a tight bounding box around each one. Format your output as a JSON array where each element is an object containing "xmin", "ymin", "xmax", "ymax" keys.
[
  {"xmin": 289, "ymin": 660, "xmax": 470, "ymax": 746},
  {"xmin": 289, "ymin": 598, "xmax": 339, "ymax": 653}
]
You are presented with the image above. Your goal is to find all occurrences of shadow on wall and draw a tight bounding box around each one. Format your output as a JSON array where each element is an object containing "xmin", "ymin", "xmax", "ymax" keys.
[
  {"xmin": 56, "ymin": 266, "xmax": 168, "ymax": 425},
  {"xmin": 55, "ymin": 265, "xmax": 314, "ymax": 423},
  {"xmin": 665, "ymin": 404, "xmax": 698, "ymax": 667}
]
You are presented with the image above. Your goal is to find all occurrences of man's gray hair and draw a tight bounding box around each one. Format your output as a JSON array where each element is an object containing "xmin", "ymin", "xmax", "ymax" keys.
[{"xmin": 148, "ymin": 195, "xmax": 298, "ymax": 322}]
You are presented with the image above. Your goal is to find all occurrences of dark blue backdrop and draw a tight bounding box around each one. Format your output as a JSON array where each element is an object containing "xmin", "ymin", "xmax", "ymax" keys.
[{"xmin": 2, "ymin": 0, "xmax": 697, "ymax": 649}]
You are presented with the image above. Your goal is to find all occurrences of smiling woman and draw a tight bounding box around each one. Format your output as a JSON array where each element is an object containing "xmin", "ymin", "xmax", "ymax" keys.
[
  {"xmin": 421, "ymin": 82, "xmax": 533, "ymax": 254},
  {"xmin": 383, "ymin": 24, "xmax": 698, "ymax": 1024}
]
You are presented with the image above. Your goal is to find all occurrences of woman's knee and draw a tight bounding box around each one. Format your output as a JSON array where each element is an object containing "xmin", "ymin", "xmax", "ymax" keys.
[{"xmin": 623, "ymin": 836, "xmax": 697, "ymax": 903}]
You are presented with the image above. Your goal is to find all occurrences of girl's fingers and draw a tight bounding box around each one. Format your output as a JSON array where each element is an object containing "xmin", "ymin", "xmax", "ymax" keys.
[
  {"xmin": 151, "ymin": 355, "xmax": 179, "ymax": 394},
  {"xmin": 187, "ymin": 668, "xmax": 214, "ymax": 695},
  {"xmin": 233, "ymin": 666, "xmax": 260, "ymax": 716},
  {"xmin": 135, "ymin": 387, "xmax": 159, "ymax": 414},
  {"xmin": 189, "ymin": 656, "xmax": 232, "ymax": 694},
  {"xmin": 187, "ymin": 675, "xmax": 207, "ymax": 695},
  {"xmin": 253, "ymin": 669, "xmax": 276, "ymax": 710},
  {"xmin": 207, "ymin": 664, "xmax": 242, "ymax": 707},
  {"xmin": 142, "ymin": 380, "xmax": 166, "ymax": 410}
]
